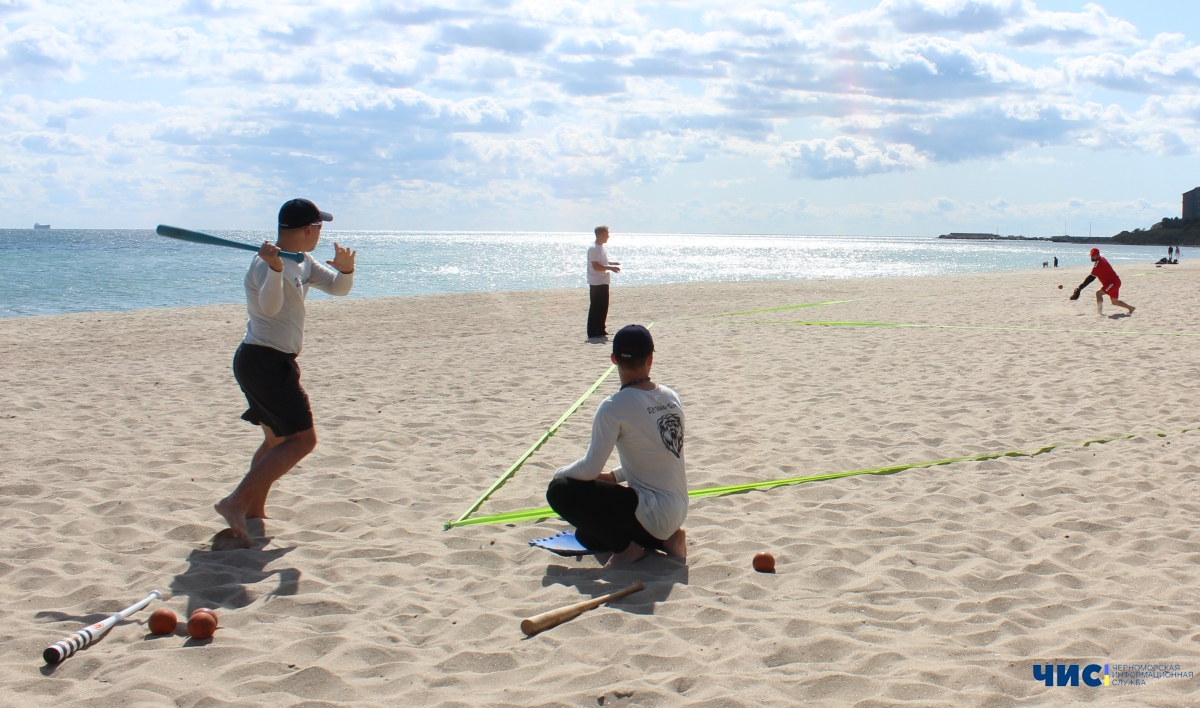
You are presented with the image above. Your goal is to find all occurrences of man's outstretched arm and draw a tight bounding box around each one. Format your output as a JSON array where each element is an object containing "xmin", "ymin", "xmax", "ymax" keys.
[{"xmin": 1070, "ymin": 274, "xmax": 1095, "ymax": 300}]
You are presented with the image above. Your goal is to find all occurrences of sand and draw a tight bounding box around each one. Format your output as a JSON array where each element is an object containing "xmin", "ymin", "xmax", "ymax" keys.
[{"xmin": 2, "ymin": 262, "xmax": 1199, "ymax": 706}]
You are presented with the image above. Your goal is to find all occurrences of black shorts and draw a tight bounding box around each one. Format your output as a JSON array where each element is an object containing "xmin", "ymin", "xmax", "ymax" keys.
[{"xmin": 233, "ymin": 343, "xmax": 313, "ymax": 438}]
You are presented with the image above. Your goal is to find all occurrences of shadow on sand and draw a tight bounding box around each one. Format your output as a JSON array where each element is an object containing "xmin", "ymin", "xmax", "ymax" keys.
[
  {"xmin": 169, "ymin": 521, "xmax": 301, "ymax": 617},
  {"xmin": 537, "ymin": 550, "xmax": 689, "ymax": 627}
]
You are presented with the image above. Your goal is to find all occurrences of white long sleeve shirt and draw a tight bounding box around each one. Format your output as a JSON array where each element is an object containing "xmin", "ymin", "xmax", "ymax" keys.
[
  {"xmin": 243, "ymin": 253, "xmax": 353, "ymax": 355},
  {"xmin": 555, "ymin": 384, "xmax": 687, "ymax": 540}
]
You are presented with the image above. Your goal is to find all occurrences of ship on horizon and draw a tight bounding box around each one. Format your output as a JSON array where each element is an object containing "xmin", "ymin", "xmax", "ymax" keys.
[{"xmin": 33, "ymin": 223, "xmax": 50, "ymax": 229}]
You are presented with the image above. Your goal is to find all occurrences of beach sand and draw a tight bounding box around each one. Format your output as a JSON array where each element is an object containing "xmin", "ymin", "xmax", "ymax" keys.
[{"xmin": 2, "ymin": 262, "xmax": 1199, "ymax": 706}]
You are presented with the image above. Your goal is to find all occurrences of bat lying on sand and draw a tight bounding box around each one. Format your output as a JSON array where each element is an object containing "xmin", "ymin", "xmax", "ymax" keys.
[
  {"xmin": 521, "ymin": 581, "xmax": 644, "ymax": 636},
  {"xmin": 156, "ymin": 225, "xmax": 305, "ymax": 263},
  {"xmin": 43, "ymin": 590, "xmax": 161, "ymax": 664}
]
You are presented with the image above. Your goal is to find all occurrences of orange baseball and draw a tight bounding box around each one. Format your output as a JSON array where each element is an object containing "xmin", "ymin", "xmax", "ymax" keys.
[
  {"xmin": 148, "ymin": 609, "xmax": 177, "ymax": 635},
  {"xmin": 187, "ymin": 611, "xmax": 218, "ymax": 640},
  {"xmin": 753, "ymin": 552, "xmax": 775, "ymax": 573}
]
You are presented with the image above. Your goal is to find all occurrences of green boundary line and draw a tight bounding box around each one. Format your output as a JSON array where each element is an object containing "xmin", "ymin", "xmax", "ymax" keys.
[
  {"xmin": 746, "ymin": 320, "xmax": 1200, "ymax": 337},
  {"xmin": 445, "ymin": 425, "xmax": 1197, "ymax": 528},
  {"xmin": 444, "ymin": 323, "xmax": 654, "ymax": 529},
  {"xmin": 711, "ymin": 300, "xmax": 857, "ymax": 317}
]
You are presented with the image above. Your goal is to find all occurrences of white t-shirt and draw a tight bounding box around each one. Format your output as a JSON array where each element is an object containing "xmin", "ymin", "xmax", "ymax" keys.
[
  {"xmin": 587, "ymin": 243, "xmax": 611, "ymax": 286},
  {"xmin": 243, "ymin": 253, "xmax": 353, "ymax": 355},
  {"xmin": 554, "ymin": 384, "xmax": 687, "ymax": 540}
]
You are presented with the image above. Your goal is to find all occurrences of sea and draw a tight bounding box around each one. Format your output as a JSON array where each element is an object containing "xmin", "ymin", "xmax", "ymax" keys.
[{"xmin": 1, "ymin": 229, "xmax": 1177, "ymax": 318}]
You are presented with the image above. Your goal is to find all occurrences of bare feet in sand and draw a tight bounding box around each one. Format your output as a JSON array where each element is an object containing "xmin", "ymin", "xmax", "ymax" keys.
[
  {"xmin": 663, "ymin": 528, "xmax": 687, "ymax": 559},
  {"xmin": 603, "ymin": 543, "xmax": 646, "ymax": 569},
  {"xmin": 246, "ymin": 496, "xmax": 269, "ymax": 520},
  {"xmin": 214, "ymin": 497, "xmax": 248, "ymax": 539},
  {"xmin": 602, "ymin": 529, "xmax": 687, "ymax": 569}
]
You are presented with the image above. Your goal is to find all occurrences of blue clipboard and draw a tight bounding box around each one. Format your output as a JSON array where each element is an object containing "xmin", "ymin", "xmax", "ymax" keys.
[{"xmin": 528, "ymin": 530, "xmax": 595, "ymax": 557}]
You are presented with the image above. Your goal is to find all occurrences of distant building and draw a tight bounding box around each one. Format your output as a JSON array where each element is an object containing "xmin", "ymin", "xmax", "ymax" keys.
[{"xmin": 1185, "ymin": 187, "xmax": 1200, "ymax": 221}]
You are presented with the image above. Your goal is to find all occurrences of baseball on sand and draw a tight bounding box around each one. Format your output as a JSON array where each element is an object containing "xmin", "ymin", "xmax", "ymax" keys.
[
  {"xmin": 187, "ymin": 609, "xmax": 218, "ymax": 640},
  {"xmin": 753, "ymin": 552, "xmax": 775, "ymax": 573},
  {"xmin": 148, "ymin": 609, "xmax": 177, "ymax": 635}
]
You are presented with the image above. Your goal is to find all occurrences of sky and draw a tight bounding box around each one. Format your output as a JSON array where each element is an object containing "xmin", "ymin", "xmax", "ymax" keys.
[{"xmin": 2, "ymin": 0, "xmax": 1199, "ymax": 236}]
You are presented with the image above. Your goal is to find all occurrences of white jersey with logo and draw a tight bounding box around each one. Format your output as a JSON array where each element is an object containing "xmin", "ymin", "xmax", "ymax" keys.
[
  {"xmin": 243, "ymin": 253, "xmax": 353, "ymax": 355},
  {"xmin": 587, "ymin": 243, "xmax": 611, "ymax": 286},
  {"xmin": 555, "ymin": 384, "xmax": 687, "ymax": 539}
]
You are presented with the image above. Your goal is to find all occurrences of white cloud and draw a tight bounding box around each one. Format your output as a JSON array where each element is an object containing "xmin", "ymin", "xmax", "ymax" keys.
[
  {"xmin": 882, "ymin": 0, "xmax": 1024, "ymax": 35},
  {"xmin": 0, "ymin": 0, "xmax": 1196, "ymax": 227},
  {"xmin": 0, "ymin": 23, "xmax": 82, "ymax": 81},
  {"xmin": 777, "ymin": 136, "xmax": 922, "ymax": 179}
]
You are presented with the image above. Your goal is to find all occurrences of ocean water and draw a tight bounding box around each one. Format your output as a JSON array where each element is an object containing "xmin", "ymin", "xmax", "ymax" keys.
[{"xmin": 1, "ymin": 229, "xmax": 1177, "ymax": 318}]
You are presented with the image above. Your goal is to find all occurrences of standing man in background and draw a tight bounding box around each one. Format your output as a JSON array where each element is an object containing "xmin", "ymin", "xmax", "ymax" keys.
[
  {"xmin": 587, "ymin": 226, "xmax": 620, "ymax": 341},
  {"xmin": 216, "ymin": 198, "xmax": 356, "ymax": 544}
]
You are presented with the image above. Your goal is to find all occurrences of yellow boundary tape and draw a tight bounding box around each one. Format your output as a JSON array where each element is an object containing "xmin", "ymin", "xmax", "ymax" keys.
[
  {"xmin": 445, "ymin": 425, "xmax": 1198, "ymax": 528},
  {"xmin": 744, "ymin": 320, "xmax": 1200, "ymax": 337},
  {"xmin": 711, "ymin": 300, "xmax": 857, "ymax": 317},
  {"xmin": 444, "ymin": 323, "xmax": 654, "ymax": 529},
  {"xmin": 444, "ymin": 297, "xmax": 1197, "ymax": 531}
]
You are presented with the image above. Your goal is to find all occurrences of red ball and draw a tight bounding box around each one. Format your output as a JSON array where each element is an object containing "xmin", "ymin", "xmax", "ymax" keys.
[
  {"xmin": 753, "ymin": 552, "xmax": 775, "ymax": 573},
  {"xmin": 148, "ymin": 608, "xmax": 177, "ymax": 635},
  {"xmin": 1058, "ymin": 285, "xmax": 1063, "ymax": 290},
  {"xmin": 187, "ymin": 610, "xmax": 218, "ymax": 640}
]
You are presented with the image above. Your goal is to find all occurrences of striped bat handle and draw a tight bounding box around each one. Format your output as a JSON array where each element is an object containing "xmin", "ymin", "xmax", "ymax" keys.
[{"xmin": 43, "ymin": 590, "xmax": 161, "ymax": 664}]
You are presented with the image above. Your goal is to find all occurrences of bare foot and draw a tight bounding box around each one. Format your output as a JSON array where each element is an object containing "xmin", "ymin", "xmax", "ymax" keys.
[
  {"xmin": 211, "ymin": 528, "xmax": 251, "ymax": 551},
  {"xmin": 603, "ymin": 542, "xmax": 646, "ymax": 569},
  {"xmin": 1127, "ymin": 306, "xmax": 1135, "ymax": 315},
  {"xmin": 214, "ymin": 497, "xmax": 248, "ymax": 539},
  {"xmin": 663, "ymin": 528, "xmax": 687, "ymax": 560},
  {"xmin": 245, "ymin": 490, "xmax": 270, "ymax": 519}
]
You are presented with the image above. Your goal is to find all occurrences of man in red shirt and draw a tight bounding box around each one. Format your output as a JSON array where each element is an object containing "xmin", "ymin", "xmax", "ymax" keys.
[{"xmin": 1070, "ymin": 248, "xmax": 1135, "ymax": 315}]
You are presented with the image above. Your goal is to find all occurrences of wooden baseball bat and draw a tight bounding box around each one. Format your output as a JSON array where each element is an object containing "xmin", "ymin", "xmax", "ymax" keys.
[
  {"xmin": 520, "ymin": 581, "xmax": 644, "ymax": 636},
  {"xmin": 43, "ymin": 590, "xmax": 161, "ymax": 664},
  {"xmin": 156, "ymin": 225, "xmax": 306, "ymax": 263}
]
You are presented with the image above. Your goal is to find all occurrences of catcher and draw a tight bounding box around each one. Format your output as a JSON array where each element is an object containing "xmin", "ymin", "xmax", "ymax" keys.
[{"xmin": 1070, "ymin": 247, "xmax": 1135, "ymax": 316}]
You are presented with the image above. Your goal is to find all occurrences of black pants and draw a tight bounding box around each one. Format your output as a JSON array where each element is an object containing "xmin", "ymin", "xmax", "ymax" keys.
[
  {"xmin": 546, "ymin": 477, "xmax": 663, "ymax": 553},
  {"xmin": 587, "ymin": 284, "xmax": 609, "ymax": 338}
]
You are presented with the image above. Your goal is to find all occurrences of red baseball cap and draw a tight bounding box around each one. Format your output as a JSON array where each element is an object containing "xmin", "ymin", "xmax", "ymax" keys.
[{"xmin": 1089, "ymin": 248, "xmax": 1100, "ymax": 257}]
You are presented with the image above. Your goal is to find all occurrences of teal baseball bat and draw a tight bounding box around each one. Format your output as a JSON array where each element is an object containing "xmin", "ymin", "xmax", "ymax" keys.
[{"xmin": 156, "ymin": 225, "xmax": 305, "ymax": 263}]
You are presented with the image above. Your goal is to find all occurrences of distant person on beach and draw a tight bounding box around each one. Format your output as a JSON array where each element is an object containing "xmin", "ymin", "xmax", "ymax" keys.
[
  {"xmin": 1070, "ymin": 247, "xmax": 1134, "ymax": 316},
  {"xmin": 215, "ymin": 199, "xmax": 356, "ymax": 542},
  {"xmin": 587, "ymin": 226, "xmax": 620, "ymax": 340},
  {"xmin": 546, "ymin": 325, "xmax": 688, "ymax": 568},
  {"xmin": 1054, "ymin": 256, "xmax": 1058, "ymax": 268},
  {"xmin": 1169, "ymin": 246, "xmax": 1174, "ymax": 261}
]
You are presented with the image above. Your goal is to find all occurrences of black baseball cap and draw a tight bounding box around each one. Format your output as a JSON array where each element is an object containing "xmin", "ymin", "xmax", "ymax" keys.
[
  {"xmin": 278, "ymin": 198, "xmax": 333, "ymax": 229},
  {"xmin": 613, "ymin": 324, "xmax": 654, "ymax": 359}
]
